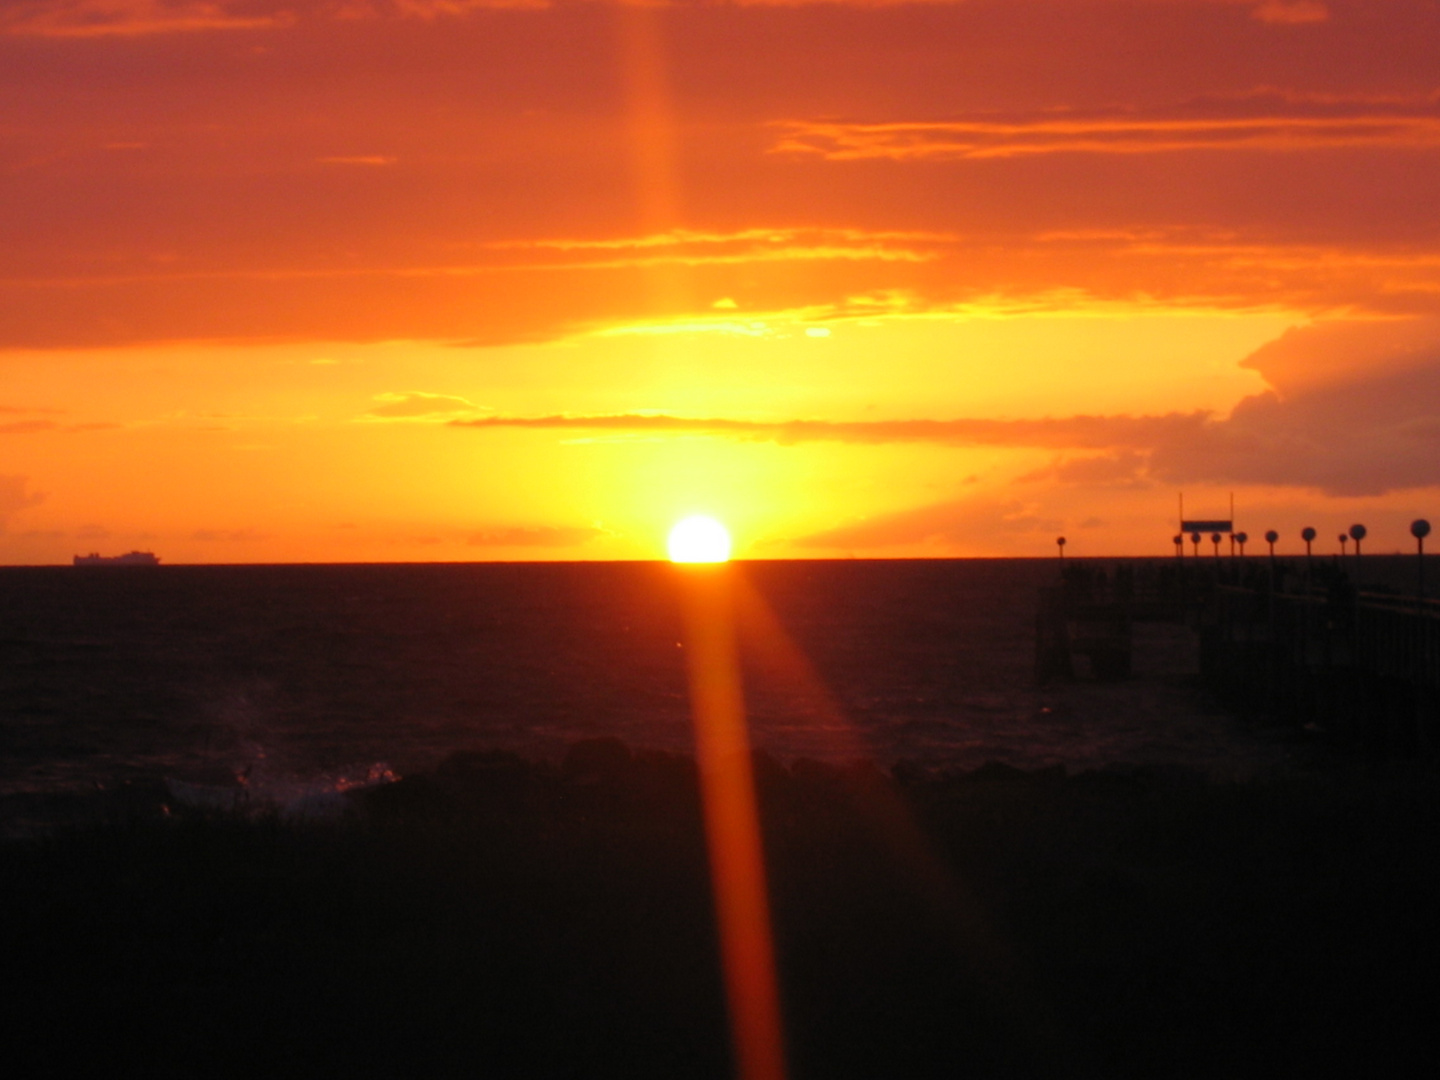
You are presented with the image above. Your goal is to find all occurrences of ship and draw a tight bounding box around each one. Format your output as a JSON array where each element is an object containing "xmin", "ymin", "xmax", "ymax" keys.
[{"xmin": 72, "ymin": 551, "xmax": 161, "ymax": 566}]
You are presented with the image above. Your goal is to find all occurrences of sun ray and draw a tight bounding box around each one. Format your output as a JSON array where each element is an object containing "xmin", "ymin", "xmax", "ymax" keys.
[{"xmin": 675, "ymin": 561, "xmax": 788, "ymax": 1080}]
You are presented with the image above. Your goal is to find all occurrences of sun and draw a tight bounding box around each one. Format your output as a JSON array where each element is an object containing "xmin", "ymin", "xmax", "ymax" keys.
[{"xmin": 668, "ymin": 515, "xmax": 732, "ymax": 563}]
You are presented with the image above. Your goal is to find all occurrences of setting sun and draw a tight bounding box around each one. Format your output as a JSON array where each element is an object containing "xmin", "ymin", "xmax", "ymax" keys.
[{"xmin": 668, "ymin": 516, "xmax": 733, "ymax": 563}]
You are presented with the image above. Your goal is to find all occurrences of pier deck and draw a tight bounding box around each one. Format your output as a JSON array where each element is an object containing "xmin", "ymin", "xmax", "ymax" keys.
[{"xmin": 1037, "ymin": 564, "xmax": 1440, "ymax": 753}]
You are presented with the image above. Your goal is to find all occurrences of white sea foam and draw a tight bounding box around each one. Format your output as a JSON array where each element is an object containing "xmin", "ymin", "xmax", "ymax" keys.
[{"xmin": 165, "ymin": 762, "xmax": 398, "ymax": 821}]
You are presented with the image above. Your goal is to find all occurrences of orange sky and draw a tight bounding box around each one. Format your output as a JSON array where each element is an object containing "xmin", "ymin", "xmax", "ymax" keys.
[{"xmin": 3, "ymin": 0, "xmax": 1439, "ymax": 562}]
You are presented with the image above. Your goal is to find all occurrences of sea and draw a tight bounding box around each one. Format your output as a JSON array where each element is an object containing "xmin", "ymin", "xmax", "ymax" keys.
[{"xmin": 0, "ymin": 559, "xmax": 1309, "ymax": 828}]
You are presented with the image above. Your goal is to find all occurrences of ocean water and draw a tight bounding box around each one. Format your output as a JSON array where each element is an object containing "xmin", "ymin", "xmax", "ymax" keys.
[{"xmin": 0, "ymin": 559, "xmax": 1300, "ymax": 804}]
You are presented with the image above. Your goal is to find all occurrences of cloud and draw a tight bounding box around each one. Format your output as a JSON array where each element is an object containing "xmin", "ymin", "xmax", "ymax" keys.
[
  {"xmin": 366, "ymin": 391, "xmax": 483, "ymax": 420},
  {"xmin": 1250, "ymin": 1, "xmax": 1328, "ymax": 24},
  {"xmin": 4, "ymin": 0, "xmax": 983, "ymax": 37},
  {"xmin": 1238, "ymin": 317, "xmax": 1440, "ymax": 396},
  {"xmin": 4, "ymin": 229, "xmax": 1438, "ymax": 349},
  {"xmin": 1022, "ymin": 320, "xmax": 1440, "ymax": 496},
  {"xmin": 465, "ymin": 524, "xmax": 604, "ymax": 547},
  {"xmin": 789, "ymin": 320, "xmax": 1440, "ymax": 550},
  {"xmin": 0, "ymin": 1, "xmax": 293, "ymax": 38},
  {"xmin": 452, "ymin": 317, "xmax": 1440, "ymax": 497},
  {"xmin": 4, "ymin": 4, "xmax": 1439, "ymax": 349},
  {"xmin": 317, "ymin": 156, "xmax": 399, "ymax": 167},
  {"xmin": 772, "ymin": 92, "xmax": 1440, "ymax": 161},
  {"xmin": 449, "ymin": 411, "xmax": 1211, "ymax": 449},
  {"xmin": 191, "ymin": 527, "xmax": 268, "ymax": 541},
  {"xmin": 0, "ymin": 230, "xmax": 962, "ymax": 349},
  {"xmin": 335, "ymin": 0, "xmax": 550, "ymax": 16},
  {"xmin": 699, "ymin": 1, "xmax": 1333, "ymax": 17},
  {"xmin": 796, "ymin": 496, "xmax": 1063, "ymax": 551},
  {"xmin": 484, "ymin": 227, "xmax": 940, "ymax": 272},
  {"xmin": 0, "ymin": 475, "xmax": 45, "ymax": 531},
  {"xmin": 0, "ymin": 416, "xmax": 117, "ymax": 434},
  {"xmin": 1147, "ymin": 321, "xmax": 1440, "ymax": 495},
  {"xmin": 1019, "ymin": 450, "xmax": 1153, "ymax": 489}
]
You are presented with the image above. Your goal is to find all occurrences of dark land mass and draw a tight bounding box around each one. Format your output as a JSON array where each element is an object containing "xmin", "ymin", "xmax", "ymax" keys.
[{"xmin": 4, "ymin": 741, "xmax": 1439, "ymax": 1079}]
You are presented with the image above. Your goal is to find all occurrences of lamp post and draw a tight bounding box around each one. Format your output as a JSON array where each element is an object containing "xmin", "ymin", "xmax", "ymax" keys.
[
  {"xmin": 1413, "ymin": 519, "xmax": 1430, "ymax": 604},
  {"xmin": 1056, "ymin": 536, "xmax": 1066, "ymax": 563},
  {"xmin": 1191, "ymin": 531, "xmax": 1201, "ymax": 558},
  {"xmin": 1349, "ymin": 523, "xmax": 1366, "ymax": 586},
  {"xmin": 1301, "ymin": 527, "xmax": 1316, "ymax": 583},
  {"xmin": 1265, "ymin": 530, "xmax": 1279, "ymax": 586},
  {"xmin": 1211, "ymin": 532, "xmax": 1222, "ymax": 563},
  {"xmin": 1338, "ymin": 534, "xmax": 1348, "ymax": 563},
  {"xmin": 1235, "ymin": 531, "xmax": 1248, "ymax": 558}
]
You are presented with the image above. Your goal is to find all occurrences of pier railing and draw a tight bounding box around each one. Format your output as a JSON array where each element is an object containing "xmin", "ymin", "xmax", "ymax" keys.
[{"xmin": 1037, "ymin": 563, "xmax": 1440, "ymax": 753}]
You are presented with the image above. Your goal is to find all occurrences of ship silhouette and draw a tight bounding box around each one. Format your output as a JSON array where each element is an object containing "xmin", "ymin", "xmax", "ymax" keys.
[{"xmin": 72, "ymin": 551, "xmax": 161, "ymax": 566}]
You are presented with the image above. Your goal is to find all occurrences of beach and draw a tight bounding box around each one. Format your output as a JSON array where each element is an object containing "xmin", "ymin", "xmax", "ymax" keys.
[{"xmin": 4, "ymin": 743, "xmax": 1439, "ymax": 1077}]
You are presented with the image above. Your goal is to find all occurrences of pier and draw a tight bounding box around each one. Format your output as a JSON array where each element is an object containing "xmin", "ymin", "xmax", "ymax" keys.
[
  {"xmin": 1201, "ymin": 582, "xmax": 1440, "ymax": 753},
  {"xmin": 1037, "ymin": 558, "xmax": 1440, "ymax": 754}
]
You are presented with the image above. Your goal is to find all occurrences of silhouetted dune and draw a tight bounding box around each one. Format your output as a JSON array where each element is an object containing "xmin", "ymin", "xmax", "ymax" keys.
[{"xmin": 3, "ymin": 743, "xmax": 1439, "ymax": 1077}]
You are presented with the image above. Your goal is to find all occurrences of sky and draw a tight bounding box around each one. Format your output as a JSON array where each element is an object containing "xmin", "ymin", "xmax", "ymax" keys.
[{"xmin": 2, "ymin": 0, "xmax": 1439, "ymax": 563}]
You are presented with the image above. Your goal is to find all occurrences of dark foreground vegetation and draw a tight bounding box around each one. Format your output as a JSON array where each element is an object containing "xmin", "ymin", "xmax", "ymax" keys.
[{"xmin": 4, "ymin": 742, "xmax": 1440, "ymax": 1078}]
